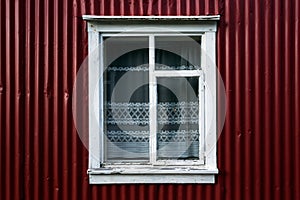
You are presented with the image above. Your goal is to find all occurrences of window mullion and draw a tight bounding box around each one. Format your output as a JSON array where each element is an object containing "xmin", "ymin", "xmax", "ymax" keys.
[
  {"xmin": 199, "ymin": 72, "xmax": 205, "ymax": 164},
  {"xmin": 149, "ymin": 35, "xmax": 157, "ymax": 164},
  {"xmin": 99, "ymin": 34, "xmax": 104, "ymax": 165}
]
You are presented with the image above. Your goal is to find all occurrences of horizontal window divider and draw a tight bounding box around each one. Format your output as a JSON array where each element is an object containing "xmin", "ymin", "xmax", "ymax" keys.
[{"xmin": 153, "ymin": 70, "xmax": 202, "ymax": 77}]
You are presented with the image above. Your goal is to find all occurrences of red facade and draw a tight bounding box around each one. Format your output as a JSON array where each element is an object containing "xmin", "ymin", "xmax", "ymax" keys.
[{"xmin": 0, "ymin": 0, "xmax": 299, "ymax": 199}]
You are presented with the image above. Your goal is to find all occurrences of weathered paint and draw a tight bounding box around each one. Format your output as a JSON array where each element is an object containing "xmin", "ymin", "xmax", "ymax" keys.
[{"xmin": 0, "ymin": 0, "xmax": 299, "ymax": 200}]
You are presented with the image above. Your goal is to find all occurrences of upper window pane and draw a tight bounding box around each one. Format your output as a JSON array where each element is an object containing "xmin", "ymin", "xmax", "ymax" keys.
[{"xmin": 155, "ymin": 36, "xmax": 201, "ymax": 70}]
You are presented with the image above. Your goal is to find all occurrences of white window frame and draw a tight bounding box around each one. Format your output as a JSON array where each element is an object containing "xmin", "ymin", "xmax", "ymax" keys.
[{"xmin": 83, "ymin": 15, "xmax": 219, "ymax": 184}]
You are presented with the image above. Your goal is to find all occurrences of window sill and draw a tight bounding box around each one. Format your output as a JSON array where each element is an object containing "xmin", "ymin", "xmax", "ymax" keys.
[{"xmin": 88, "ymin": 167, "xmax": 218, "ymax": 184}]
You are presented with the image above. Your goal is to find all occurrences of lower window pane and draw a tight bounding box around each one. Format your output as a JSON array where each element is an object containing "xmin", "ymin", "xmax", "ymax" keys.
[
  {"xmin": 157, "ymin": 77, "xmax": 199, "ymax": 160},
  {"xmin": 104, "ymin": 75, "xmax": 150, "ymax": 162}
]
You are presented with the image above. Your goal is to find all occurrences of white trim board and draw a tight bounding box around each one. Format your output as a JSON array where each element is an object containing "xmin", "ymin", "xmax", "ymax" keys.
[
  {"xmin": 83, "ymin": 15, "xmax": 220, "ymax": 21},
  {"xmin": 89, "ymin": 174, "xmax": 216, "ymax": 184},
  {"xmin": 83, "ymin": 15, "xmax": 219, "ymax": 33},
  {"xmin": 86, "ymin": 23, "xmax": 218, "ymax": 33},
  {"xmin": 89, "ymin": 167, "xmax": 218, "ymax": 184}
]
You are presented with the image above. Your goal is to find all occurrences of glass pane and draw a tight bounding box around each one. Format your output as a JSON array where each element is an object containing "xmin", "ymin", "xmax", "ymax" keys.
[
  {"xmin": 155, "ymin": 36, "xmax": 201, "ymax": 70},
  {"xmin": 157, "ymin": 77, "xmax": 199, "ymax": 160},
  {"xmin": 103, "ymin": 37, "xmax": 149, "ymax": 162}
]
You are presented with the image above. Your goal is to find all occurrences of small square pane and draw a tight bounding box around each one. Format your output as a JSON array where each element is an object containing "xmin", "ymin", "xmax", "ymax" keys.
[{"xmin": 155, "ymin": 36, "xmax": 201, "ymax": 70}]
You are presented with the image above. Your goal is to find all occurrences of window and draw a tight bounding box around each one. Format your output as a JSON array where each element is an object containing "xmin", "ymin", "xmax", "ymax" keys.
[{"xmin": 83, "ymin": 16, "xmax": 219, "ymax": 184}]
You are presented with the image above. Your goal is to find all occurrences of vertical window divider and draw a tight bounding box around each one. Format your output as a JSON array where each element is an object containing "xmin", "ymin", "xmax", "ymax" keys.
[
  {"xmin": 199, "ymin": 71, "xmax": 205, "ymax": 164},
  {"xmin": 99, "ymin": 34, "xmax": 104, "ymax": 165},
  {"xmin": 149, "ymin": 35, "xmax": 157, "ymax": 164}
]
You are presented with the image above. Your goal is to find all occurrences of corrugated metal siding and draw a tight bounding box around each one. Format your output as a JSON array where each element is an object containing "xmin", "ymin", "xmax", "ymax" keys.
[{"xmin": 0, "ymin": 0, "xmax": 299, "ymax": 199}]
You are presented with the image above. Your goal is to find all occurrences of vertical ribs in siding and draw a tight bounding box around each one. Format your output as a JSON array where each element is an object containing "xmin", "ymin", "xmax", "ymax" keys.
[
  {"xmin": 253, "ymin": 0, "xmax": 263, "ymax": 199},
  {"xmin": 283, "ymin": 1, "xmax": 292, "ymax": 199},
  {"xmin": 295, "ymin": 1, "xmax": 300, "ymax": 198}
]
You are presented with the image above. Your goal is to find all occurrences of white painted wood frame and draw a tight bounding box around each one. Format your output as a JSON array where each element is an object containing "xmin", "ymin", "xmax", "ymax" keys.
[{"xmin": 84, "ymin": 15, "xmax": 219, "ymax": 184}]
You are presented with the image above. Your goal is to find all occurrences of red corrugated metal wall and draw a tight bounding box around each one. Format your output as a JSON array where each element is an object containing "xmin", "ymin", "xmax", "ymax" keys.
[{"xmin": 1, "ymin": 0, "xmax": 299, "ymax": 199}]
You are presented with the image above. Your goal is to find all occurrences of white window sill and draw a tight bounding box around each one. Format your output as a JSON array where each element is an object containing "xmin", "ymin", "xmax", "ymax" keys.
[{"xmin": 88, "ymin": 167, "xmax": 218, "ymax": 184}]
